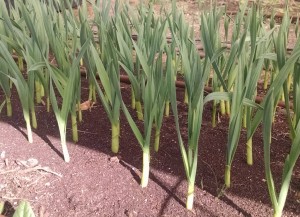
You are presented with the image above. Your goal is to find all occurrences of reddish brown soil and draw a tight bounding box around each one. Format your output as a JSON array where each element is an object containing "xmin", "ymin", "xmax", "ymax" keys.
[{"xmin": 0, "ymin": 77, "xmax": 300, "ymax": 217}]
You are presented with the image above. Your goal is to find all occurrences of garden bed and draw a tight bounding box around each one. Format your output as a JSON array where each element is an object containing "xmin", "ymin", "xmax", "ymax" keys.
[
  {"xmin": 1, "ymin": 0, "xmax": 300, "ymax": 216},
  {"xmin": 0, "ymin": 78, "xmax": 299, "ymax": 216}
]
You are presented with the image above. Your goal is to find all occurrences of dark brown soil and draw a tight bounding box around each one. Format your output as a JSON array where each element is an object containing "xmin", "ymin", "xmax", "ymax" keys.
[{"xmin": 0, "ymin": 76, "xmax": 300, "ymax": 217}]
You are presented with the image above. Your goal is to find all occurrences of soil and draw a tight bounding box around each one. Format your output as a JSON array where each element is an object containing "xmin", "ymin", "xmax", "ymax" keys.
[
  {"xmin": 1, "ymin": 77, "xmax": 300, "ymax": 217},
  {"xmin": 1, "ymin": 1, "xmax": 300, "ymax": 217}
]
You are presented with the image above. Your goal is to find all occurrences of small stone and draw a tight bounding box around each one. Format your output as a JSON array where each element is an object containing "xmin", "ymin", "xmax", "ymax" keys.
[
  {"xmin": 109, "ymin": 156, "xmax": 119, "ymax": 163},
  {"xmin": 16, "ymin": 158, "xmax": 39, "ymax": 167},
  {"xmin": 27, "ymin": 158, "xmax": 39, "ymax": 167},
  {"xmin": 0, "ymin": 151, "xmax": 5, "ymax": 159},
  {"xmin": 0, "ymin": 184, "xmax": 7, "ymax": 190}
]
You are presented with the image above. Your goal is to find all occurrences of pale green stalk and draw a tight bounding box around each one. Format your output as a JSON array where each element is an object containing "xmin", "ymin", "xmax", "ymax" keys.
[
  {"xmin": 6, "ymin": 96, "xmax": 12, "ymax": 117},
  {"xmin": 203, "ymin": 2, "xmax": 270, "ymax": 185},
  {"xmin": 71, "ymin": 107, "xmax": 78, "ymax": 143},
  {"xmin": 40, "ymin": 2, "xmax": 90, "ymax": 161},
  {"xmin": 247, "ymin": 39, "xmax": 300, "ymax": 217},
  {"xmin": 167, "ymin": 14, "xmax": 212, "ymax": 207},
  {"xmin": 260, "ymin": 6, "xmax": 300, "ymax": 213},
  {"xmin": 212, "ymin": 100, "xmax": 217, "ymax": 127},
  {"xmin": 184, "ymin": 88, "xmax": 188, "ymax": 104},
  {"xmin": 154, "ymin": 127, "xmax": 160, "ymax": 152},
  {"xmin": 88, "ymin": 40, "xmax": 122, "ymax": 154},
  {"xmin": 230, "ymin": 3, "xmax": 270, "ymax": 169},
  {"xmin": 88, "ymin": 83, "xmax": 94, "ymax": 101},
  {"xmin": 113, "ymin": 60, "xmax": 160, "ymax": 187},
  {"xmin": 46, "ymin": 96, "xmax": 50, "ymax": 113},
  {"xmin": 5, "ymin": 1, "xmax": 49, "ymax": 130},
  {"xmin": 117, "ymin": 3, "xmax": 168, "ymax": 125},
  {"xmin": 225, "ymin": 99, "xmax": 231, "ymax": 116},
  {"xmin": 250, "ymin": 44, "xmax": 300, "ymax": 140},
  {"xmin": 115, "ymin": 7, "xmax": 143, "ymax": 120},
  {"xmin": 111, "ymin": 121, "xmax": 120, "ymax": 153},
  {"xmin": 202, "ymin": 8, "xmax": 243, "ymax": 187},
  {"xmin": 15, "ymin": 0, "xmax": 51, "ymax": 128},
  {"xmin": 263, "ymin": 70, "xmax": 269, "ymax": 89},
  {"xmin": 114, "ymin": 4, "xmax": 167, "ymax": 185},
  {"xmin": 153, "ymin": 53, "xmax": 167, "ymax": 152},
  {"xmin": 219, "ymin": 86, "xmax": 226, "ymax": 115},
  {"xmin": 244, "ymin": 4, "xmax": 268, "ymax": 167},
  {"xmin": 77, "ymin": 100, "xmax": 82, "ymax": 123},
  {"xmin": 243, "ymin": 107, "xmax": 247, "ymax": 128},
  {"xmin": 0, "ymin": 42, "xmax": 33, "ymax": 143},
  {"xmin": 273, "ymin": 9, "xmax": 295, "ymax": 140},
  {"xmin": 78, "ymin": 3, "xmax": 98, "ymax": 107},
  {"xmin": 81, "ymin": 0, "xmax": 122, "ymax": 154},
  {"xmin": 263, "ymin": 89, "xmax": 300, "ymax": 217},
  {"xmin": 18, "ymin": 56, "xmax": 23, "ymax": 71},
  {"xmin": 135, "ymin": 101, "xmax": 143, "ymax": 120},
  {"xmin": 31, "ymin": 107, "xmax": 37, "ymax": 129},
  {"xmin": 35, "ymin": 80, "xmax": 42, "ymax": 104},
  {"xmin": 165, "ymin": 100, "xmax": 170, "ymax": 117},
  {"xmin": 201, "ymin": 7, "xmax": 229, "ymax": 128},
  {"xmin": 131, "ymin": 86, "xmax": 136, "ymax": 109}
]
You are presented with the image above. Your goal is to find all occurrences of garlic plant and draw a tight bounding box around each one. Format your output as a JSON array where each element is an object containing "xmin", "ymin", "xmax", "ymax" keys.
[{"xmin": 0, "ymin": 0, "xmax": 299, "ymax": 216}]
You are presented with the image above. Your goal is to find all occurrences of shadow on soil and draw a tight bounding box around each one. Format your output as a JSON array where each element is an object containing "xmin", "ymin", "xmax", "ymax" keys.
[{"xmin": 1, "ymin": 201, "xmax": 15, "ymax": 217}]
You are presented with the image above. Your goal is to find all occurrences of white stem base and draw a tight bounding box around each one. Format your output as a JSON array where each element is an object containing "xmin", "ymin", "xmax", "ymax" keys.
[
  {"xmin": 141, "ymin": 151, "xmax": 150, "ymax": 188},
  {"xmin": 186, "ymin": 184, "xmax": 194, "ymax": 210}
]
